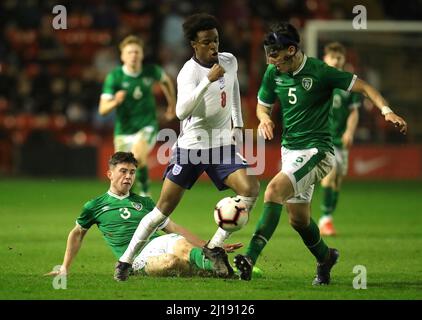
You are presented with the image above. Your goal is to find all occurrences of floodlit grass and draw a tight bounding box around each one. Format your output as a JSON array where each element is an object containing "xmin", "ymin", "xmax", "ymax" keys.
[{"xmin": 1, "ymin": 178, "xmax": 421, "ymax": 299}]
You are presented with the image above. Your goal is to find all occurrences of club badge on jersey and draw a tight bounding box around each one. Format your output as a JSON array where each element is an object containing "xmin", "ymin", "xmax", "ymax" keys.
[
  {"xmin": 131, "ymin": 202, "xmax": 143, "ymax": 211},
  {"xmin": 218, "ymin": 77, "xmax": 225, "ymax": 89},
  {"xmin": 302, "ymin": 78, "xmax": 313, "ymax": 91}
]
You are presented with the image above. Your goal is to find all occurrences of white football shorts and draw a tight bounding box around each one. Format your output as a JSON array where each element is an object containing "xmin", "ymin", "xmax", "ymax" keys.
[
  {"xmin": 281, "ymin": 147, "xmax": 335, "ymax": 203},
  {"xmin": 132, "ymin": 233, "xmax": 184, "ymax": 272}
]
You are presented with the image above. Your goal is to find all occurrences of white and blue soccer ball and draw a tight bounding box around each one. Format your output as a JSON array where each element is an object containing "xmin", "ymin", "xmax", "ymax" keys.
[{"xmin": 214, "ymin": 197, "xmax": 249, "ymax": 232}]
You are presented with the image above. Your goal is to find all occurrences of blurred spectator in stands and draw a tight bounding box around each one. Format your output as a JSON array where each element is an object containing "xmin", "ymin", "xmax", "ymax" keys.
[
  {"xmin": 15, "ymin": 0, "xmax": 42, "ymax": 29},
  {"xmin": 38, "ymin": 14, "xmax": 66, "ymax": 64},
  {"xmin": 89, "ymin": 1, "xmax": 119, "ymax": 29},
  {"xmin": 93, "ymin": 45, "xmax": 119, "ymax": 79}
]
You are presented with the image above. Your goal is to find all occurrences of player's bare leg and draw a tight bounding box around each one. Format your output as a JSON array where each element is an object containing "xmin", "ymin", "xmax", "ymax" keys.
[
  {"xmin": 144, "ymin": 254, "xmax": 192, "ymax": 276},
  {"xmin": 155, "ymin": 178, "xmax": 186, "ymax": 214}
]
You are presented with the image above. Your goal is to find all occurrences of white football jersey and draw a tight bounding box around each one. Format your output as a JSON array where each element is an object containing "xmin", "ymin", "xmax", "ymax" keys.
[{"xmin": 175, "ymin": 52, "xmax": 243, "ymax": 149}]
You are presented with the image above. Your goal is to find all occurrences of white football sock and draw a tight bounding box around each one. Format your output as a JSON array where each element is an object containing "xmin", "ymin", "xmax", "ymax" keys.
[
  {"xmin": 119, "ymin": 207, "xmax": 167, "ymax": 264},
  {"xmin": 236, "ymin": 195, "xmax": 257, "ymax": 212},
  {"xmin": 207, "ymin": 227, "xmax": 231, "ymax": 249}
]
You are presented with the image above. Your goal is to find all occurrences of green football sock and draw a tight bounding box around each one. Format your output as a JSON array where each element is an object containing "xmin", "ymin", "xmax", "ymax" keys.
[
  {"xmin": 136, "ymin": 166, "xmax": 149, "ymax": 194},
  {"xmin": 321, "ymin": 186, "xmax": 334, "ymax": 216},
  {"xmin": 295, "ymin": 218, "xmax": 329, "ymax": 262},
  {"xmin": 245, "ymin": 202, "xmax": 283, "ymax": 265},
  {"xmin": 189, "ymin": 247, "xmax": 213, "ymax": 271},
  {"xmin": 332, "ymin": 190, "xmax": 339, "ymax": 213}
]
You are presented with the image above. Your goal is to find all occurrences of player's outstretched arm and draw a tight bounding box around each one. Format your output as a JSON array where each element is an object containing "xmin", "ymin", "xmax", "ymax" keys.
[
  {"xmin": 159, "ymin": 73, "xmax": 177, "ymax": 121},
  {"xmin": 342, "ymin": 108, "xmax": 359, "ymax": 148},
  {"xmin": 351, "ymin": 78, "xmax": 407, "ymax": 134},
  {"xmin": 257, "ymin": 103, "xmax": 275, "ymax": 140},
  {"xmin": 44, "ymin": 225, "xmax": 88, "ymax": 276},
  {"xmin": 162, "ymin": 220, "xmax": 242, "ymax": 253}
]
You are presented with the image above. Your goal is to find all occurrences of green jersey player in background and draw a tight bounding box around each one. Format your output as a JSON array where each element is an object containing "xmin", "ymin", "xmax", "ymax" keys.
[
  {"xmin": 99, "ymin": 35, "xmax": 176, "ymax": 197},
  {"xmin": 318, "ymin": 42, "xmax": 361, "ymax": 236},
  {"xmin": 45, "ymin": 152, "xmax": 242, "ymax": 280},
  {"xmin": 234, "ymin": 22, "xmax": 407, "ymax": 285}
]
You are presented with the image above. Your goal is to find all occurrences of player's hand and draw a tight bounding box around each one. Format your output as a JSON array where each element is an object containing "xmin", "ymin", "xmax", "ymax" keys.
[
  {"xmin": 258, "ymin": 118, "xmax": 275, "ymax": 140},
  {"xmin": 231, "ymin": 127, "xmax": 243, "ymax": 146},
  {"xmin": 223, "ymin": 242, "xmax": 243, "ymax": 253},
  {"xmin": 207, "ymin": 64, "xmax": 225, "ymax": 82},
  {"xmin": 385, "ymin": 112, "xmax": 407, "ymax": 135},
  {"xmin": 114, "ymin": 90, "xmax": 127, "ymax": 105},
  {"xmin": 164, "ymin": 106, "xmax": 176, "ymax": 121},
  {"xmin": 342, "ymin": 131, "xmax": 354, "ymax": 149},
  {"xmin": 44, "ymin": 266, "xmax": 67, "ymax": 276}
]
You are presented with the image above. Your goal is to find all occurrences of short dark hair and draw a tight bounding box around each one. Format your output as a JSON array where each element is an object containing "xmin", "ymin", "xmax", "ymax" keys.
[
  {"xmin": 264, "ymin": 22, "xmax": 300, "ymax": 50},
  {"xmin": 324, "ymin": 42, "xmax": 346, "ymax": 56},
  {"xmin": 108, "ymin": 152, "xmax": 138, "ymax": 168},
  {"xmin": 182, "ymin": 13, "xmax": 220, "ymax": 41}
]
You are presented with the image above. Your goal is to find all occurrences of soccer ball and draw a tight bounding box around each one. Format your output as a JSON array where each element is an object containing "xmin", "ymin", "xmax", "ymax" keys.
[{"xmin": 214, "ymin": 197, "xmax": 249, "ymax": 232}]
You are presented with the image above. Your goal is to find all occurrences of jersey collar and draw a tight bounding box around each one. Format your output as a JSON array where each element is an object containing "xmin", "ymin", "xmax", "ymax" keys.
[
  {"xmin": 192, "ymin": 55, "xmax": 215, "ymax": 69},
  {"xmin": 107, "ymin": 190, "xmax": 130, "ymax": 200},
  {"xmin": 292, "ymin": 54, "xmax": 307, "ymax": 76},
  {"xmin": 122, "ymin": 65, "xmax": 141, "ymax": 77}
]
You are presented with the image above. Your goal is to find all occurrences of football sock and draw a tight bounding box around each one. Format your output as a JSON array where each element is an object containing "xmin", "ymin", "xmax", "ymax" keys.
[
  {"xmin": 236, "ymin": 195, "xmax": 258, "ymax": 213},
  {"xmin": 332, "ymin": 190, "xmax": 339, "ymax": 213},
  {"xmin": 321, "ymin": 186, "xmax": 334, "ymax": 216},
  {"xmin": 245, "ymin": 202, "xmax": 283, "ymax": 265},
  {"xmin": 295, "ymin": 218, "xmax": 329, "ymax": 263},
  {"xmin": 137, "ymin": 166, "xmax": 149, "ymax": 194},
  {"xmin": 189, "ymin": 248, "xmax": 213, "ymax": 271},
  {"xmin": 207, "ymin": 227, "xmax": 231, "ymax": 249},
  {"xmin": 119, "ymin": 207, "xmax": 167, "ymax": 264}
]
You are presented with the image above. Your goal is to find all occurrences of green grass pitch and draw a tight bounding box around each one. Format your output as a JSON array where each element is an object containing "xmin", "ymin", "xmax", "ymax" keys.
[{"xmin": 0, "ymin": 178, "xmax": 421, "ymax": 300}]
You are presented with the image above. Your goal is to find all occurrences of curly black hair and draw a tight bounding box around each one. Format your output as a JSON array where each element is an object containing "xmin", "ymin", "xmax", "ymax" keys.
[
  {"xmin": 182, "ymin": 13, "xmax": 221, "ymax": 42},
  {"xmin": 108, "ymin": 152, "xmax": 138, "ymax": 168}
]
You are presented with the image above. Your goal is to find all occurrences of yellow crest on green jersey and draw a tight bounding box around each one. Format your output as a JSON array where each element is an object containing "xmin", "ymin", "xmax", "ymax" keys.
[{"xmin": 302, "ymin": 78, "xmax": 313, "ymax": 91}]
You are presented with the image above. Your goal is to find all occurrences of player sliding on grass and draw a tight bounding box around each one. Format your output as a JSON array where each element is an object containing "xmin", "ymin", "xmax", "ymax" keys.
[
  {"xmin": 113, "ymin": 13, "xmax": 260, "ymax": 281},
  {"xmin": 318, "ymin": 42, "xmax": 362, "ymax": 236},
  {"xmin": 99, "ymin": 35, "xmax": 176, "ymax": 197},
  {"xmin": 45, "ymin": 152, "xmax": 242, "ymax": 279},
  {"xmin": 234, "ymin": 22, "xmax": 407, "ymax": 285}
]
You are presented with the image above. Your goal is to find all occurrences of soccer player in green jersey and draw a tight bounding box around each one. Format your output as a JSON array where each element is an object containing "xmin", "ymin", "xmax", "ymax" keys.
[
  {"xmin": 99, "ymin": 35, "xmax": 176, "ymax": 197},
  {"xmin": 45, "ymin": 152, "xmax": 242, "ymax": 280},
  {"xmin": 234, "ymin": 22, "xmax": 407, "ymax": 285},
  {"xmin": 318, "ymin": 42, "xmax": 361, "ymax": 236}
]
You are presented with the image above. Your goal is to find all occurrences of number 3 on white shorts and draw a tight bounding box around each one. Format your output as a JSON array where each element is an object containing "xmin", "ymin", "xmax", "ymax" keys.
[{"xmin": 288, "ymin": 88, "xmax": 297, "ymax": 104}]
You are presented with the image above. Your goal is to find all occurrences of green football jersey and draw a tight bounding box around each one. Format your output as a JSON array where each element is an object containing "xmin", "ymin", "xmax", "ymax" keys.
[
  {"xmin": 330, "ymin": 89, "xmax": 362, "ymax": 148},
  {"xmin": 258, "ymin": 55, "xmax": 356, "ymax": 152},
  {"xmin": 76, "ymin": 191, "xmax": 167, "ymax": 259},
  {"xmin": 102, "ymin": 65, "xmax": 163, "ymax": 135}
]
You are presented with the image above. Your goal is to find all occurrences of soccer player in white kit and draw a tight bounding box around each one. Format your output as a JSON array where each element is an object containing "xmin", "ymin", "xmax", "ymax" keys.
[{"xmin": 114, "ymin": 13, "xmax": 260, "ymax": 281}]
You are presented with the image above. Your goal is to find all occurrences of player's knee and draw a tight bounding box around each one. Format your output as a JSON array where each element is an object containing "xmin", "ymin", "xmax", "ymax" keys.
[{"xmin": 264, "ymin": 182, "xmax": 285, "ymax": 203}]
